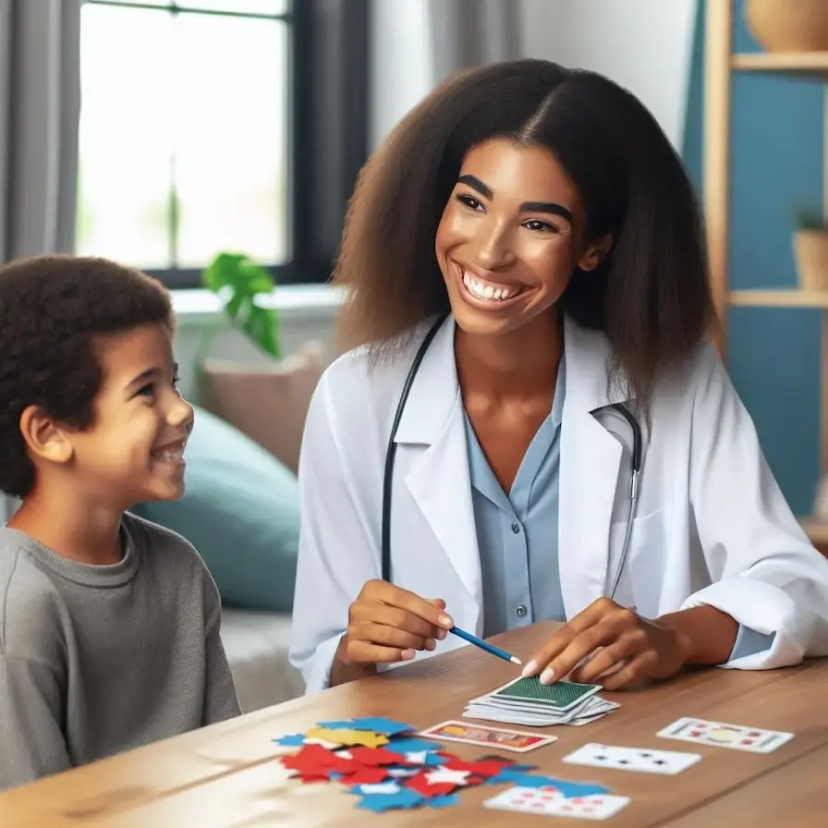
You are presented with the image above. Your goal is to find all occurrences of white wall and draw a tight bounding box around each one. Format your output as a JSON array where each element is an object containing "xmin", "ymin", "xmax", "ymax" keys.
[
  {"xmin": 519, "ymin": 0, "xmax": 697, "ymax": 149},
  {"xmin": 369, "ymin": 0, "xmax": 434, "ymax": 150}
]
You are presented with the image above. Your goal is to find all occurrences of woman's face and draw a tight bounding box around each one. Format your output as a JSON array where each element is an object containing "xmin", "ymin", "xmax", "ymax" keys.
[{"xmin": 435, "ymin": 137, "xmax": 608, "ymax": 338}]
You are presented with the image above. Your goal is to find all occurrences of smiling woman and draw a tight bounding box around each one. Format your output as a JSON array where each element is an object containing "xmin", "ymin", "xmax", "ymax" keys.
[
  {"xmin": 333, "ymin": 59, "xmax": 712, "ymax": 410},
  {"xmin": 290, "ymin": 60, "xmax": 828, "ymax": 697}
]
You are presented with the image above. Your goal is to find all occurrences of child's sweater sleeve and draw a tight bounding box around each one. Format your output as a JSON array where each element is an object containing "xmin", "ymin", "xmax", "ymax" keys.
[
  {"xmin": 201, "ymin": 569, "xmax": 241, "ymax": 726},
  {"xmin": 0, "ymin": 652, "xmax": 71, "ymax": 790}
]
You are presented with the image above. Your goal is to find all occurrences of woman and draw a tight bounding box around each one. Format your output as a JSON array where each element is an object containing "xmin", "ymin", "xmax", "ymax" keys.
[{"xmin": 289, "ymin": 60, "xmax": 828, "ymax": 694}]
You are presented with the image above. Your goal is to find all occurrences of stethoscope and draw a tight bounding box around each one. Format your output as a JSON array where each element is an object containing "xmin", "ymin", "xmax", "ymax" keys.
[{"xmin": 381, "ymin": 314, "xmax": 644, "ymax": 604}]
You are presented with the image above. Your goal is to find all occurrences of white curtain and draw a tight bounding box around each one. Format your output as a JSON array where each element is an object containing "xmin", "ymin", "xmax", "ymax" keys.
[
  {"xmin": 427, "ymin": 0, "xmax": 521, "ymax": 84},
  {"xmin": 0, "ymin": 0, "xmax": 82, "ymax": 521}
]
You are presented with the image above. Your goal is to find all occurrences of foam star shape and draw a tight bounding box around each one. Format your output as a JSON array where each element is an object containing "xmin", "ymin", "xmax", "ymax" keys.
[
  {"xmin": 424, "ymin": 767, "xmax": 472, "ymax": 786},
  {"xmin": 352, "ymin": 782, "xmax": 401, "ymax": 796},
  {"xmin": 349, "ymin": 717, "xmax": 415, "ymax": 735},
  {"xmin": 403, "ymin": 750, "xmax": 445, "ymax": 767},
  {"xmin": 273, "ymin": 733, "xmax": 306, "ymax": 746},
  {"xmin": 357, "ymin": 788, "xmax": 425, "ymax": 813},
  {"xmin": 304, "ymin": 726, "xmax": 389, "ymax": 748},
  {"xmin": 428, "ymin": 794, "xmax": 460, "ymax": 808}
]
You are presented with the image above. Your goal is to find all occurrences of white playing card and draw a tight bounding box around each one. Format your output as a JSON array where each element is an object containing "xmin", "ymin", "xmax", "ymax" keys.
[
  {"xmin": 544, "ymin": 794, "xmax": 631, "ymax": 820},
  {"xmin": 657, "ymin": 717, "xmax": 794, "ymax": 754},
  {"xmin": 563, "ymin": 743, "xmax": 701, "ymax": 775},
  {"xmin": 484, "ymin": 786, "xmax": 630, "ymax": 820}
]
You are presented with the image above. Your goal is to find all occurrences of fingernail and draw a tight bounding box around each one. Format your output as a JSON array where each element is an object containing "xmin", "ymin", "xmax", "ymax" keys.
[
  {"xmin": 540, "ymin": 667, "xmax": 555, "ymax": 685},
  {"xmin": 439, "ymin": 614, "xmax": 453, "ymax": 628},
  {"xmin": 401, "ymin": 649, "xmax": 416, "ymax": 661},
  {"xmin": 425, "ymin": 638, "xmax": 436, "ymax": 651},
  {"xmin": 436, "ymin": 628, "xmax": 447, "ymax": 640},
  {"xmin": 521, "ymin": 659, "xmax": 537, "ymax": 677}
]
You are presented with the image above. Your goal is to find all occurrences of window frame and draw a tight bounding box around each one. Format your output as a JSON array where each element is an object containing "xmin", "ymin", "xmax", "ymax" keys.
[{"xmin": 79, "ymin": 0, "xmax": 370, "ymax": 289}]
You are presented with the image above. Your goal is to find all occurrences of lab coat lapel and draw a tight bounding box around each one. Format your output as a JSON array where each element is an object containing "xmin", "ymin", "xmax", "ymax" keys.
[
  {"xmin": 395, "ymin": 317, "xmax": 483, "ymax": 623},
  {"xmin": 558, "ymin": 318, "xmax": 628, "ymax": 618}
]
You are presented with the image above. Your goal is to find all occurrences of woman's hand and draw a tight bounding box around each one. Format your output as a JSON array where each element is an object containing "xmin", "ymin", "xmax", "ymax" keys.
[
  {"xmin": 521, "ymin": 598, "xmax": 692, "ymax": 691},
  {"xmin": 336, "ymin": 580, "xmax": 455, "ymax": 667}
]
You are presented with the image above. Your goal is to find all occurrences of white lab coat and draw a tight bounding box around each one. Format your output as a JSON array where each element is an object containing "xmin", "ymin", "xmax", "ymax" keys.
[{"xmin": 289, "ymin": 315, "xmax": 828, "ymax": 694}]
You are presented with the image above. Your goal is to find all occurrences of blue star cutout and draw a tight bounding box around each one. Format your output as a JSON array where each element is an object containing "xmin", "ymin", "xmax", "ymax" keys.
[
  {"xmin": 272, "ymin": 733, "xmax": 306, "ymax": 746},
  {"xmin": 428, "ymin": 794, "xmax": 460, "ymax": 808},
  {"xmin": 348, "ymin": 717, "xmax": 415, "ymax": 735},
  {"xmin": 381, "ymin": 737, "xmax": 443, "ymax": 755},
  {"xmin": 314, "ymin": 720, "xmax": 355, "ymax": 730},
  {"xmin": 356, "ymin": 788, "xmax": 426, "ymax": 812}
]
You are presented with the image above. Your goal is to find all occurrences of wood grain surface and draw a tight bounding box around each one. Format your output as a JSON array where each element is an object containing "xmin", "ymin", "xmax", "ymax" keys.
[{"xmin": 1, "ymin": 621, "xmax": 825, "ymax": 827}]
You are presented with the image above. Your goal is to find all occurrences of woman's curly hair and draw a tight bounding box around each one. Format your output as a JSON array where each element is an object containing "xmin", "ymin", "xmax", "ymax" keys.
[{"xmin": 333, "ymin": 59, "xmax": 716, "ymax": 409}]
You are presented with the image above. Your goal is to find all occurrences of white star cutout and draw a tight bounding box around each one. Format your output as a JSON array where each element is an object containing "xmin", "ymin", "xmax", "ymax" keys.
[
  {"xmin": 424, "ymin": 766, "xmax": 472, "ymax": 786},
  {"xmin": 404, "ymin": 751, "xmax": 430, "ymax": 764},
  {"xmin": 359, "ymin": 782, "xmax": 400, "ymax": 795}
]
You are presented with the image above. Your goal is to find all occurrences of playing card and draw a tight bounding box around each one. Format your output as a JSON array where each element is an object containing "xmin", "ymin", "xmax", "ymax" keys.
[
  {"xmin": 419, "ymin": 720, "xmax": 557, "ymax": 753},
  {"xmin": 492, "ymin": 676, "xmax": 602, "ymax": 711},
  {"xmin": 484, "ymin": 786, "xmax": 630, "ymax": 819},
  {"xmin": 657, "ymin": 717, "xmax": 794, "ymax": 754},
  {"xmin": 464, "ymin": 704, "xmax": 616, "ymax": 728},
  {"xmin": 563, "ymin": 743, "xmax": 701, "ymax": 775}
]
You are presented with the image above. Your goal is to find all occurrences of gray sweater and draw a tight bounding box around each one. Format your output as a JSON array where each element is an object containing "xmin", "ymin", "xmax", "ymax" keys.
[{"xmin": 0, "ymin": 512, "xmax": 241, "ymax": 790}]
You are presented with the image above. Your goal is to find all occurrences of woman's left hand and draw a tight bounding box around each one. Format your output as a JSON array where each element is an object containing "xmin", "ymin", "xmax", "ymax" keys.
[{"xmin": 521, "ymin": 598, "xmax": 691, "ymax": 691}]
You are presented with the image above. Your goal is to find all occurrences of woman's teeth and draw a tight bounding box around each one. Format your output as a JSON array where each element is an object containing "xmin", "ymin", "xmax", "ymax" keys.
[{"xmin": 462, "ymin": 271, "xmax": 520, "ymax": 302}]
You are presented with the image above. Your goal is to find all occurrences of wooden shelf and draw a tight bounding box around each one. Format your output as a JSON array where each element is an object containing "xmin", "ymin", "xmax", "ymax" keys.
[
  {"xmin": 729, "ymin": 289, "xmax": 828, "ymax": 308},
  {"xmin": 732, "ymin": 52, "xmax": 828, "ymax": 75}
]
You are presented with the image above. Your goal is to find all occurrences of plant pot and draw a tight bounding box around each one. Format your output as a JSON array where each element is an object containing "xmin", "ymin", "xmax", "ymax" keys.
[
  {"xmin": 794, "ymin": 229, "xmax": 828, "ymax": 291},
  {"xmin": 745, "ymin": 0, "xmax": 828, "ymax": 52},
  {"xmin": 199, "ymin": 341, "xmax": 326, "ymax": 474}
]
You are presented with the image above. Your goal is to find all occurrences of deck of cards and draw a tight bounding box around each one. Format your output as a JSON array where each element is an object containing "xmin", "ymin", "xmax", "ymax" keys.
[{"xmin": 464, "ymin": 676, "xmax": 620, "ymax": 727}]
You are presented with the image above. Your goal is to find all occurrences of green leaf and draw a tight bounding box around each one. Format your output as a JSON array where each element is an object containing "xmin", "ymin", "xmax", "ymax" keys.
[
  {"xmin": 203, "ymin": 252, "xmax": 275, "ymax": 296},
  {"xmin": 242, "ymin": 304, "xmax": 281, "ymax": 359},
  {"xmin": 201, "ymin": 251, "xmax": 281, "ymax": 360}
]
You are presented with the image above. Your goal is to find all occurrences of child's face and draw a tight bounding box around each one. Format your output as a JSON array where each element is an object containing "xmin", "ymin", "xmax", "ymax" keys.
[{"xmin": 68, "ymin": 322, "xmax": 194, "ymax": 509}]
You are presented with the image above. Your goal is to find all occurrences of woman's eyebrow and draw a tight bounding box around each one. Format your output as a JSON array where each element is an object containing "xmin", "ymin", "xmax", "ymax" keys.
[
  {"xmin": 457, "ymin": 174, "xmax": 573, "ymax": 224},
  {"xmin": 458, "ymin": 174, "xmax": 492, "ymax": 199},
  {"xmin": 521, "ymin": 201, "xmax": 574, "ymax": 224}
]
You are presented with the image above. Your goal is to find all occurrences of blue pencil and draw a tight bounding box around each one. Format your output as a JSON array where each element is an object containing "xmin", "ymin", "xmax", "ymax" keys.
[{"xmin": 449, "ymin": 626, "xmax": 523, "ymax": 665}]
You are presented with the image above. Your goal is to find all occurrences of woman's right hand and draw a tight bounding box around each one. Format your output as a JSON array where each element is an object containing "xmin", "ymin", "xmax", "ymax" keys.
[{"xmin": 336, "ymin": 579, "xmax": 455, "ymax": 667}]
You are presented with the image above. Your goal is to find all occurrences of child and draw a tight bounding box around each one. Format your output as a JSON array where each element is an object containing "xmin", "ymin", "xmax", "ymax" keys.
[{"xmin": 0, "ymin": 255, "xmax": 240, "ymax": 790}]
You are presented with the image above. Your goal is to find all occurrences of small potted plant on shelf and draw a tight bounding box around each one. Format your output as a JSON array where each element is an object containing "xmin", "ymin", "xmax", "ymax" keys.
[
  {"xmin": 793, "ymin": 211, "xmax": 828, "ymax": 292},
  {"xmin": 195, "ymin": 252, "xmax": 325, "ymax": 474}
]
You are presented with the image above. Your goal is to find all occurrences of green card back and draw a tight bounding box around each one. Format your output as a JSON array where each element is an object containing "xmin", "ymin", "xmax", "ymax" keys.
[{"xmin": 493, "ymin": 676, "xmax": 600, "ymax": 708}]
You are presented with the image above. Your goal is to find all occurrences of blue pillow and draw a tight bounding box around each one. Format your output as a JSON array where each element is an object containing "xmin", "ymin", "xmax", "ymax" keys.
[{"xmin": 131, "ymin": 405, "xmax": 298, "ymax": 612}]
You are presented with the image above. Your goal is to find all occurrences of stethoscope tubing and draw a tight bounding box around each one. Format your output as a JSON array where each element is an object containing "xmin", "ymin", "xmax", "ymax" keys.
[{"xmin": 381, "ymin": 315, "xmax": 643, "ymax": 606}]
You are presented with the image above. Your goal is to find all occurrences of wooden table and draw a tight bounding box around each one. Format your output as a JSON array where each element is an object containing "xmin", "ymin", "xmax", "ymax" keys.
[{"xmin": 1, "ymin": 621, "xmax": 826, "ymax": 827}]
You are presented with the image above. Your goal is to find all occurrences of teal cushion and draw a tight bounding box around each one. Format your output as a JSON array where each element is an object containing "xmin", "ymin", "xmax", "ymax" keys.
[{"xmin": 131, "ymin": 405, "xmax": 298, "ymax": 612}]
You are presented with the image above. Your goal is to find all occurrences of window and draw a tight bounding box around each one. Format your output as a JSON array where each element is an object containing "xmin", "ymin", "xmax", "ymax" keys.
[{"xmin": 76, "ymin": 0, "xmax": 369, "ymax": 288}]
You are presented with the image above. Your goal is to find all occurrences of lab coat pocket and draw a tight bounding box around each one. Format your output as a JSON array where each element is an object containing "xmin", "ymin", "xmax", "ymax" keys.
[{"xmin": 608, "ymin": 508, "xmax": 670, "ymax": 618}]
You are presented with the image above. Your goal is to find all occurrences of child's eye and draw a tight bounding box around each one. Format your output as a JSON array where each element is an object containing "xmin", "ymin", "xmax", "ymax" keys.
[{"xmin": 136, "ymin": 383, "xmax": 155, "ymax": 398}]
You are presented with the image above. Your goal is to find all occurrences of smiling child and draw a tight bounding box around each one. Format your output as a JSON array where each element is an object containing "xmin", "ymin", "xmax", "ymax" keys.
[{"xmin": 0, "ymin": 255, "xmax": 240, "ymax": 790}]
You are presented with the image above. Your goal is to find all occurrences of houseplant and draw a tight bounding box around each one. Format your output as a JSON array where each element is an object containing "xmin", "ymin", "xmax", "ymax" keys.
[
  {"xmin": 197, "ymin": 252, "xmax": 281, "ymax": 363},
  {"xmin": 793, "ymin": 211, "xmax": 828, "ymax": 292},
  {"xmin": 196, "ymin": 252, "xmax": 325, "ymax": 474}
]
